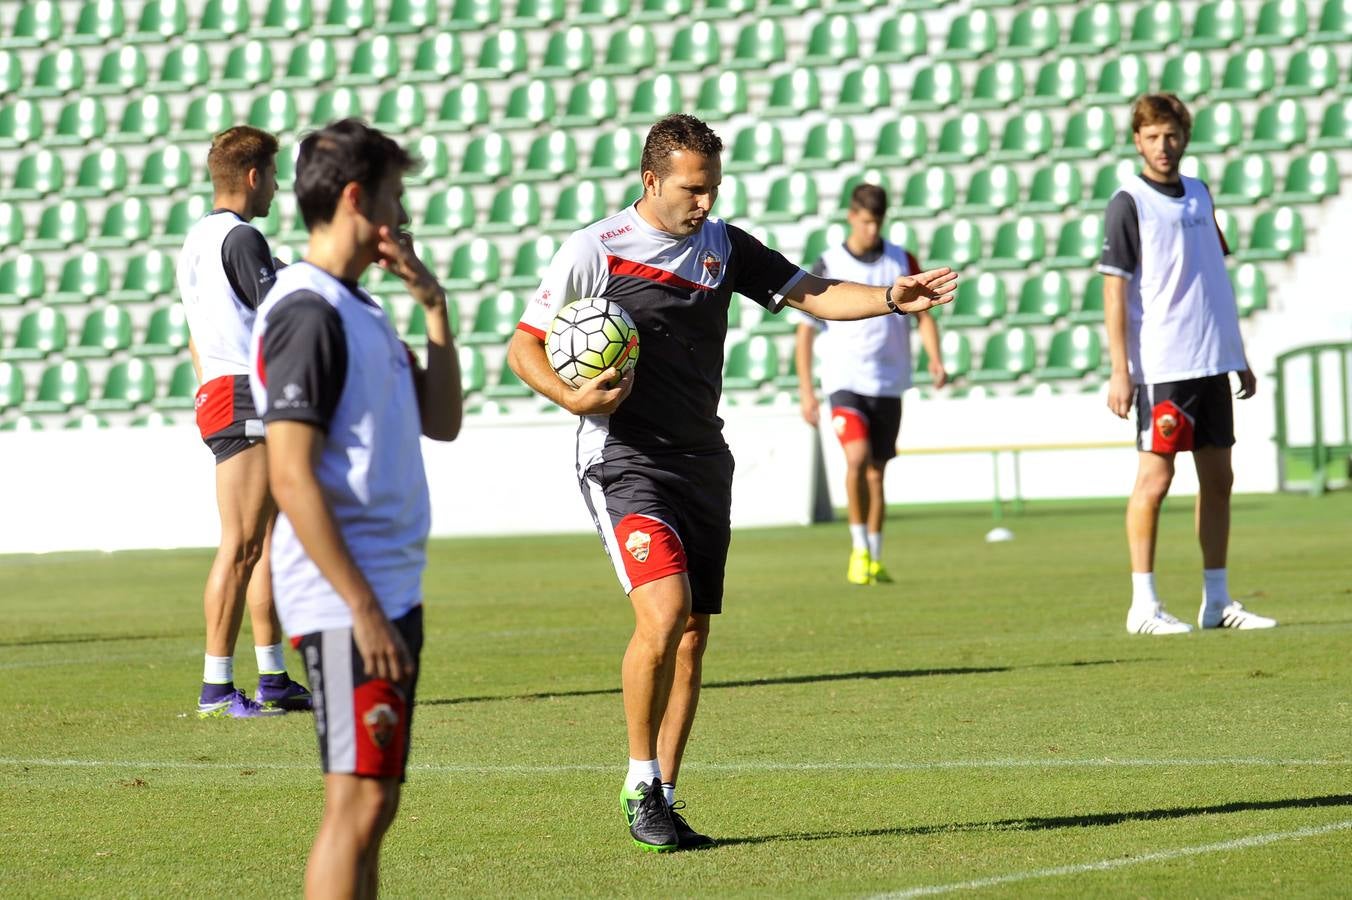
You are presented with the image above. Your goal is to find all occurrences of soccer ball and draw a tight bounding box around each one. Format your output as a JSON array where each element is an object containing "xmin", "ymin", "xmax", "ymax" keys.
[{"xmin": 546, "ymin": 297, "xmax": 640, "ymax": 388}]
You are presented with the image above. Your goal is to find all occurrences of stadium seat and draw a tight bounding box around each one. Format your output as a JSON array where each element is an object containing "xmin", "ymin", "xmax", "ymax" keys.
[
  {"xmin": 801, "ymin": 222, "xmax": 848, "ymax": 265},
  {"xmin": 1278, "ymin": 46, "xmax": 1340, "ymax": 98},
  {"xmin": 1160, "ymin": 51, "xmax": 1213, "ymax": 100},
  {"xmin": 23, "ymin": 361, "xmax": 91, "ymax": 414},
  {"xmin": 279, "ymin": 38, "xmax": 337, "ymax": 87},
  {"xmin": 258, "ymin": 0, "xmax": 312, "ymax": 37},
  {"xmin": 537, "ymin": 27, "xmax": 592, "ymax": 77},
  {"xmin": 422, "ymin": 186, "xmax": 476, "ymax": 235},
  {"xmin": 482, "ymin": 183, "xmax": 541, "ymax": 234},
  {"xmin": 29, "ymin": 200, "xmax": 87, "ymax": 251},
  {"xmin": 913, "ymin": 331, "xmax": 971, "ymax": 385},
  {"xmin": 1189, "ymin": 101, "xmax": 1243, "ymax": 153},
  {"xmin": 2, "ymin": 1, "xmax": 62, "ymax": 49},
  {"xmin": 886, "ymin": 222, "xmax": 919, "ymax": 257},
  {"xmin": 383, "ymin": 0, "xmax": 438, "ymax": 32},
  {"xmin": 728, "ymin": 20, "xmax": 786, "ymax": 70},
  {"xmin": 134, "ymin": 305, "xmax": 190, "ymax": 357},
  {"xmin": 1250, "ymin": 99, "xmax": 1308, "ymax": 151},
  {"xmin": 1072, "ymin": 274, "xmax": 1105, "ymax": 324},
  {"xmin": 456, "ymin": 345, "xmax": 487, "ymax": 398},
  {"xmin": 1215, "ymin": 49, "xmax": 1275, "ymax": 100},
  {"xmin": 0, "ymin": 98, "xmax": 43, "ymax": 149},
  {"xmin": 727, "ymin": 123, "xmax": 784, "ymax": 172},
  {"xmin": 1088, "ymin": 55, "xmax": 1150, "ymax": 106},
  {"xmin": 153, "ymin": 360, "xmax": 198, "ymax": 410},
  {"xmin": 636, "ymin": 0, "xmax": 691, "ymax": 22},
  {"xmin": 800, "ymin": 121, "xmax": 855, "ymax": 170},
  {"xmin": 499, "ymin": 80, "xmax": 557, "ymax": 132},
  {"xmin": 583, "ymin": 127, "xmax": 642, "ymax": 178},
  {"xmin": 191, "ymin": 0, "xmax": 248, "ymax": 39},
  {"xmin": 483, "ymin": 362, "xmax": 534, "ymax": 400},
  {"xmin": 703, "ymin": 0, "xmax": 754, "ymax": 19},
  {"xmin": 48, "ymin": 97, "xmax": 111, "ymax": 148},
  {"xmin": 1252, "ymin": 0, "xmax": 1307, "ymax": 45},
  {"xmin": 131, "ymin": 146, "xmax": 194, "ymax": 197},
  {"xmin": 1064, "ymin": 3, "xmax": 1122, "ymax": 56},
  {"xmin": 462, "ymin": 290, "xmax": 525, "ymax": 344},
  {"xmin": 550, "ymin": 180, "xmax": 609, "ymax": 232},
  {"xmin": 836, "ymin": 65, "xmax": 890, "ymax": 114},
  {"xmin": 470, "ymin": 30, "xmax": 528, "ymax": 79},
  {"xmin": 970, "ymin": 329, "xmax": 1036, "ymax": 383},
  {"xmin": 941, "ymin": 9, "xmax": 996, "ymax": 60},
  {"xmin": 248, "ymin": 89, "xmax": 298, "ymax": 135},
  {"xmin": 0, "ymin": 201, "xmax": 23, "ymax": 248},
  {"xmin": 87, "ymin": 359, "xmax": 156, "ymax": 412},
  {"xmin": 761, "ymin": 173, "xmax": 818, "ymax": 223},
  {"xmin": 668, "ymin": 23, "xmax": 721, "ymax": 72},
  {"xmin": 68, "ymin": 306, "xmax": 132, "ymax": 359},
  {"xmin": 765, "ymin": 69, "xmax": 821, "ymax": 119},
  {"xmin": 1046, "ymin": 215, "xmax": 1104, "ymax": 269},
  {"xmin": 986, "ymin": 218, "xmax": 1046, "ymax": 270},
  {"xmin": 927, "ymin": 221, "xmax": 984, "ymax": 271},
  {"xmin": 625, "ymin": 74, "xmax": 683, "ymax": 124},
  {"xmin": 1009, "ymin": 271, "xmax": 1072, "ymax": 325},
  {"xmin": 1276, "ymin": 151, "xmax": 1340, "ymax": 204},
  {"xmin": 993, "ymin": 110, "xmax": 1053, "ymax": 161},
  {"xmin": 956, "ymin": 164, "xmax": 1019, "ymax": 216},
  {"xmin": 89, "ymin": 46, "xmax": 148, "ymax": 96},
  {"xmin": 373, "ymin": 85, "xmax": 425, "ymax": 131},
  {"xmin": 715, "ymin": 175, "xmax": 749, "ymax": 219},
  {"xmin": 51, "ymin": 252, "xmax": 110, "ymax": 306},
  {"xmin": 218, "ymin": 40, "xmax": 273, "ymax": 91},
  {"xmin": 1085, "ymin": 158, "xmax": 1137, "ymax": 210},
  {"xmin": 109, "ymin": 95, "xmax": 170, "ymax": 145},
  {"xmin": 1022, "ymin": 162, "xmax": 1082, "ymax": 212},
  {"xmin": 576, "ymin": 0, "xmax": 629, "ymax": 22},
  {"xmin": 445, "ymin": 238, "xmax": 501, "ymax": 290},
  {"xmin": 559, "ymin": 77, "xmax": 619, "ymax": 127},
  {"xmin": 111, "ymin": 250, "xmax": 174, "ymax": 304},
  {"xmin": 871, "ymin": 117, "xmax": 928, "ymax": 166},
  {"xmin": 1037, "ymin": 326, "xmax": 1102, "ymax": 380},
  {"xmin": 835, "ymin": 169, "xmax": 891, "ymax": 211},
  {"xmin": 156, "ymin": 195, "xmax": 211, "ymax": 249},
  {"xmin": 1312, "ymin": 0, "xmax": 1352, "ymax": 41},
  {"xmin": 1215, "ymin": 206, "xmax": 1239, "ymax": 255},
  {"xmin": 695, "ymin": 71, "xmax": 748, "ymax": 121},
  {"xmin": 600, "ymin": 25, "xmax": 656, "ymax": 76},
  {"xmin": 505, "ymin": 237, "xmax": 560, "ymax": 289},
  {"xmin": 318, "ymin": 0, "xmax": 375, "ymax": 35},
  {"xmin": 0, "ymin": 50, "xmax": 18, "ymax": 96},
  {"xmin": 1230, "ymin": 263, "xmax": 1269, "ymax": 316},
  {"xmin": 933, "ymin": 114, "xmax": 989, "ymax": 164},
  {"xmin": 871, "ymin": 12, "xmax": 927, "ymax": 62},
  {"xmin": 408, "ymin": 32, "xmax": 463, "ymax": 82},
  {"xmin": 1216, "ymin": 155, "xmax": 1274, "ymax": 206},
  {"xmin": 5, "ymin": 149, "xmax": 64, "ymax": 201},
  {"xmin": 1003, "ymin": 6, "xmax": 1059, "ymax": 58},
  {"xmin": 432, "ymin": 83, "xmax": 489, "ymax": 131},
  {"xmin": 908, "ymin": 62, "xmax": 962, "ymax": 112},
  {"xmin": 69, "ymin": 0, "xmax": 125, "ymax": 45},
  {"xmin": 28, "ymin": 48, "xmax": 86, "ymax": 99},
  {"xmin": 723, "ymin": 336, "xmax": 779, "ymax": 390},
  {"xmin": 0, "ymin": 254, "xmax": 45, "ymax": 306},
  {"xmin": 0, "ymin": 362, "xmax": 24, "ymax": 410},
  {"xmin": 968, "ymin": 60, "xmax": 1024, "ymax": 110},
  {"xmin": 4, "ymin": 308, "xmax": 67, "ymax": 361},
  {"xmin": 897, "ymin": 167, "xmax": 955, "ymax": 217},
  {"xmin": 129, "ymin": 0, "xmax": 187, "ymax": 42},
  {"xmin": 1026, "ymin": 58, "xmax": 1086, "ymax": 108},
  {"xmin": 450, "ymin": 134, "xmax": 512, "ymax": 185},
  {"xmin": 945, "ymin": 273, "xmax": 1006, "ymax": 327},
  {"xmin": 1124, "ymin": 0, "xmax": 1183, "ymax": 50},
  {"xmin": 805, "ymin": 15, "xmax": 859, "ymax": 65},
  {"xmin": 91, "ymin": 198, "xmax": 153, "ymax": 249},
  {"xmin": 176, "ymin": 93, "xmax": 235, "ymax": 142},
  {"xmin": 402, "ymin": 299, "xmax": 461, "ymax": 346},
  {"xmin": 1315, "ymin": 99, "xmax": 1352, "ymax": 150},
  {"xmin": 448, "ymin": 0, "xmax": 500, "ymax": 29},
  {"xmin": 1186, "ymin": 0, "xmax": 1245, "ymax": 49},
  {"xmin": 1056, "ymin": 107, "xmax": 1119, "ymax": 160}
]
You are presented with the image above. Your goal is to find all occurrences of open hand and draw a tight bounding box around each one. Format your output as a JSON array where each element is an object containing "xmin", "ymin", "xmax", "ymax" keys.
[{"xmin": 890, "ymin": 267, "xmax": 959, "ymax": 314}]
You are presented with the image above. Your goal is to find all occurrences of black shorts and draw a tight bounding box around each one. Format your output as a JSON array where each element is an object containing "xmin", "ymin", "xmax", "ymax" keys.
[
  {"xmin": 828, "ymin": 390, "xmax": 903, "ymax": 463},
  {"xmin": 1135, "ymin": 374, "xmax": 1235, "ymax": 453},
  {"xmin": 580, "ymin": 449, "xmax": 734, "ymax": 615},
  {"xmin": 298, "ymin": 606, "xmax": 424, "ymax": 781},
  {"xmin": 196, "ymin": 374, "xmax": 264, "ymax": 464}
]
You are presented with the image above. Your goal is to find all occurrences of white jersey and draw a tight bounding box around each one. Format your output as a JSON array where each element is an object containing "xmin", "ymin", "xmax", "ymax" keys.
[
  {"xmin": 249, "ymin": 263, "xmax": 430, "ymax": 636},
  {"xmin": 177, "ymin": 211, "xmax": 265, "ymax": 382},
  {"xmin": 797, "ymin": 241, "xmax": 916, "ymax": 397},
  {"xmin": 1100, "ymin": 176, "xmax": 1245, "ymax": 384}
]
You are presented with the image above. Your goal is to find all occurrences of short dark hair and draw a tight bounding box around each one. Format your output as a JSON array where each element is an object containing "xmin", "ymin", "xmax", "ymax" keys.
[
  {"xmin": 207, "ymin": 126, "xmax": 279, "ymax": 193},
  {"xmin": 294, "ymin": 118, "xmax": 418, "ymax": 230},
  {"xmin": 1131, "ymin": 93, "xmax": 1192, "ymax": 144},
  {"xmin": 849, "ymin": 184, "xmax": 887, "ymax": 218},
  {"xmin": 640, "ymin": 114, "xmax": 723, "ymax": 180}
]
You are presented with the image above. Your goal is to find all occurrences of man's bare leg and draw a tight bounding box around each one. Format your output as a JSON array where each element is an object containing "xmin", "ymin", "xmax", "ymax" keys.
[
  {"xmin": 305, "ymin": 774, "xmax": 400, "ymax": 900},
  {"xmin": 656, "ymin": 613, "xmax": 710, "ymax": 787},
  {"xmin": 1124, "ymin": 451, "xmax": 1192, "ymax": 633}
]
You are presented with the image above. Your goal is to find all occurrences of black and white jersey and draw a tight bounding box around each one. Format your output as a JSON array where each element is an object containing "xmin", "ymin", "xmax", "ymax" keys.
[{"xmin": 518, "ymin": 203, "xmax": 805, "ymax": 467}]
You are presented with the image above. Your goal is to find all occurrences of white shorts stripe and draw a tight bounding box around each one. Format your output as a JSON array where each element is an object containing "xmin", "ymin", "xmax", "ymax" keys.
[
  {"xmin": 321, "ymin": 629, "xmax": 357, "ymax": 773},
  {"xmin": 1139, "ymin": 383, "xmax": 1154, "ymax": 452},
  {"xmin": 584, "ymin": 475, "xmax": 632, "ymax": 594}
]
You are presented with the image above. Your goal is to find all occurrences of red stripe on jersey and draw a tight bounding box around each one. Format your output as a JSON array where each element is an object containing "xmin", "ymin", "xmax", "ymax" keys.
[
  {"xmin": 352, "ymin": 680, "xmax": 408, "ymax": 779},
  {"xmin": 255, "ymin": 335, "xmax": 267, "ymax": 388},
  {"xmin": 614, "ymin": 514, "xmax": 687, "ymax": 590},
  {"xmin": 607, "ymin": 256, "xmax": 712, "ymax": 293},
  {"xmin": 516, "ymin": 321, "xmax": 546, "ymax": 340},
  {"xmin": 195, "ymin": 375, "xmax": 237, "ymax": 439}
]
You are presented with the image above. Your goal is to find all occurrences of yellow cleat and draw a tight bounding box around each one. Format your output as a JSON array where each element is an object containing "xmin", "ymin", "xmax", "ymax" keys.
[
  {"xmin": 847, "ymin": 549, "xmax": 872, "ymax": 585},
  {"xmin": 869, "ymin": 560, "xmax": 894, "ymax": 584}
]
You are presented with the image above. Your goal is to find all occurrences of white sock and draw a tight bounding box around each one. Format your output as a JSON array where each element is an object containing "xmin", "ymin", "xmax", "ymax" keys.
[
  {"xmin": 867, "ymin": 532, "xmax": 882, "ymax": 560},
  {"xmin": 255, "ymin": 643, "xmax": 286, "ymax": 675},
  {"xmin": 203, "ymin": 654, "xmax": 233, "ymax": 685},
  {"xmin": 626, "ymin": 758, "xmax": 661, "ymax": 792},
  {"xmin": 661, "ymin": 782, "xmax": 675, "ymax": 807},
  {"xmin": 1131, "ymin": 572, "xmax": 1159, "ymax": 612},
  {"xmin": 849, "ymin": 523, "xmax": 867, "ymax": 551},
  {"xmin": 1203, "ymin": 568, "xmax": 1230, "ymax": 610}
]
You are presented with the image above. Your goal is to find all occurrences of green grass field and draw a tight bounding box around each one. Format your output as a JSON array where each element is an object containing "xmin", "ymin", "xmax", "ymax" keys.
[{"xmin": 2, "ymin": 492, "xmax": 1349, "ymax": 898}]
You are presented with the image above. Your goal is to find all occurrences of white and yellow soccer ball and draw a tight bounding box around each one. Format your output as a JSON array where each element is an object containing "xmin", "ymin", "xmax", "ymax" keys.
[{"xmin": 545, "ymin": 297, "xmax": 640, "ymax": 388}]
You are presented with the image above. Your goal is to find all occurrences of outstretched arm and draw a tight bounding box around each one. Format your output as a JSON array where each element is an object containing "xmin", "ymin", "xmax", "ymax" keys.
[{"xmin": 785, "ymin": 267, "xmax": 957, "ymax": 321}]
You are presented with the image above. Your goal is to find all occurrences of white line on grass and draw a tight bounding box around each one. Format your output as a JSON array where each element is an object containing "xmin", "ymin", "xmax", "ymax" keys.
[{"xmin": 869, "ymin": 818, "xmax": 1352, "ymax": 898}]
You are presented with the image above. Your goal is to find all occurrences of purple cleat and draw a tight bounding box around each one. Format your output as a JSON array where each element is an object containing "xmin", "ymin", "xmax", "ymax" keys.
[
  {"xmin": 197, "ymin": 687, "xmax": 285, "ymax": 719},
  {"xmin": 255, "ymin": 674, "xmax": 313, "ymax": 712}
]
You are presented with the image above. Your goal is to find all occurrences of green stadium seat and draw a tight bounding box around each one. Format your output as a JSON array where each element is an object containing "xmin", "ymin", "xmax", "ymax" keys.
[
  {"xmin": 28, "ymin": 48, "xmax": 85, "ymax": 99},
  {"xmin": 1250, "ymin": 99, "xmax": 1308, "ymax": 151},
  {"xmin": 0, "ymin": 362, "xmax": 24, "ymax": 410},
  {"xmin": 176, "ymin": 93, "xmax": 234, "ymax": 142},
  {"xmin": 834, "ymin": 65, "xmax": 890, "ymax": 114},
  {"xmin": 453, "ymin": 345, "xmax": 486, "ymax": 398},
  {"xmin": 1065, "ymin": 3, "xmax": 1122, "ymax": 56},
  {"xmin": 885, "ymin": 221, "xmax": 919, "ymax": 256},
  {"xmin": 761, "ymin": 0, "xmax": 819, "ymax": 16},
  {"xmin": 248, "ymin": 89, "xmax": 298, "ymax": 135},
  {"xmin": 1276, "ymin": 151, "xmax": 1340, "ymax": 204},
  {"xmin": 727, "ymin": 123, "xmax": 784, "ymax": 172},
  {"xmin": 1072, "ymin": 274, "xmax": 1105, "ymax": 324},
  {"xmin": 129, "ymin": 0, "xmax": 188, "ymax": 42},
  {"xmin": 800, "ymin": 121, "xmax": 855, "ymax": 170},
  {"xmin": 446, "ymin": 0, "xmax": 500, "ymax": 29},
  {"xmin": 941, "ymin": 9, "xmax": 995, "ymax": 60},
  {"xmin": 927, "ymin": 221, "xmax": 984, "ymax": 270},
  {"xmin": 913, "ymin": 331, "xmax": 971, "ymax": 385},
  {"xmin": 0, "ymin": 50, "xmax": 18, "ymax": 95},
  {"xmin": 134, "ymin": 305, "xmax": 190, "ymax": 357},
  {"xmin": 0, "ymin": 201, "xmax": 23, "ymax": 248},
  {"xmin": 109, "ymin": 95, "xmax": 170, "ymax": 145},
  {"xmin": 933, "ymin": 114, "xmax": 989, "ymax": 164},
  {"xmin": 422, "ymin": 186, "xmax": 476, "ymax": 235},
  {"xmin": 970, "ymin": 329, "xmax": 1035, "ymax": 383},
  {"xmin": 408, "ymin": 32, "xmax": 464, "ymax": 82},
  {"xmin": 218, "ymin": 39, "xmax": 273, "ymax": 91},
  {"xmin": 1085, "ymin": 158, "xmax": 1138, "ymax": 210},
  {"xmin": 1046, "ymin": 215, "xmax": 1104, "ymax": 269},
  {"xmin": 835, "ymin": 168, "xmax": 891, "ymax": 211},
  {"xmin": 432, "ymin": 83, "xmax": 488, "ymax": 131},
  {"xmin": 550, "ymin": 180, "xmax": 609, "ymax": 232},
  {"xmin": 761, "ymin": 173, "xmax": 818, "ymax": 223},
  {"xmin": 481, "ymin": 184, "xmax": 541, "ymax": 234},
  {"xmin": 383, "ymin": 0, "xmax": 439, "ymax": 32},
  {"xmin": 51, "ymin": 252, "xmax": 110, "ymax": 306},
  {"xmin": 1160, "ymin": 51, "xmax": 1214, "ymax": 100},
  {"xmin": 317, "ymin": 0, "xmax": 375, "ymax": 35},
  {"xmin": 946, "ymin": 273, "xmax": 1006, "ymax": 328},
  {"xmin": 129, "ymin": 410, "xmax": 176, "ymax": 427},
  {"xmin": 636, "ymin": 0, "xmax": 691, "ymax": 21},
  {"xmin": 445, "ymin": 238, "xmax": 501, "ymax": 291},
  {"xmin": 1003, "ymin": 6, "xmax": 1059, "ymax": 58},
  {"xmin": 1189, "ymin": 101, "xmax": 1243, "ymax": 154},
  {"xmin": 461, "ymin": 290, "xmax": 525, "ymax": 344},
  {"xmin": 0, "ymin": 254, "xmax": 45, "ymax": 306},
  {"xmin": 1088, "ymin": 55, "xmax": 1150, "ymax": 106},
  {"xmin": 1215, "ymin": 49, "xmax": 1276, "ymax": 100},
  {"xmin": 69, "ymin": 0, "xmax": 125, "ymax": 45},
  {"xmin": 1022, "ymin": 162, "xmax": 1082, "ymax": 212},
  {"xmin": 1037, "ymin": 326, "xmax": 1102, "ymax": 380},
  {"xmin": 559, "ymin": 77, "xmax": 619, "ymax": 127},
  {"xmin": 1252, "ymin": 0, "xmax": 1307, "ymax": 45},
  {"xmin": 500, "ymin": 80, "xmax": 557, "ymax": 131},
  {"xmin": 728, "ymin": 20, "xmax": 786, "ymax": 70},
  {"xmin": 600, "ymin": 25, "xmax": 656, "ymax": 75},
  {"xmin": 153, "ymin": 360, "xmax": 198, "ymax": 410},
  {"xmin": 482, "ymin": 363, "xmax": 534, "ymax": 401},
  {"xmin": 805, "ymin": 15, "xmax": 859, "ymax": 65},
  {"xmin": 1124, "ymin": 0, "xmax": 1183, "ymax": 50},
  {"xmin": 470, "ymin": 30, "xmax": 528, "ymax": 79},
  {"xmin": 1315, "ymin": 99, "xmax": 1352, "ymax": 149},
  {"xmin": 4, "ymin": 307, "xmax": 67, "ymax": 361},
  {"xmin": 156, "ymin": 195, "xmax": 211, "ymax": 249},
  {"xmin": 871, "ymin": 12, "xmax": 926, "ymax": 62},
  {"xmin": 1216, "ymin": 155, "xmax": 1274, "ymax": 206},
  {"xmin": 3, "ymin": 1, "xmax": 62, "ymax": 49},
  {"xmin": 505, "ymin": 237, "xmax": 561, "ymax": 289},
  {"xmin": 1027, "ymin": 58, "xmax": 1086, "ymax": 108},
  {"xmin": 703, "ymin": 0, "xmax": 754, "ymax": 18},
  {"xmin": 90, "ymin": 198, "xmax": 153, "ymax": 250},
  {"xmin": 1312, "ymin": 0, "xmax": 1352, "ymax": 41},
  {"xmin": 1186, "ymin": 0, "xmax": 1245, "ymax": 49},
  {"xmin": 88, "ymin": 359, "xmax": 156, "ymax": 412},
  {"xmin": 986, "ymin": 217, "xmax": 1046, "ymax": 270},
  {"xmin": 373, "ymin": 85, "xmax": 425, "ymax": 131},
  {"xmin": 871, "ymin": 116, "xmax": 927, "ymax": 166},
  {"xmin": 956, "ymin": 164, "xmax": 1019, "ymax": 216},
  {"xmin": 89, "ymin": 46, "xmax": 148, "ymax": 96},
  {"xmin": 1239, "ymin": 207, "xmax": 1305, "ymax": 262},
  {"xmin": 695, "ymin": 71, "xmax": 748, "ymax": 121},
  {"xmin": 111, "ymin": 250, "xmax": 175, "ymax": 304},
  {"xmin": 723, "ymin": 336, "xmax": 779, "ymax": 390},
  {"xmin": 908, "ymin": 62, "xmax": 961, "ymax": 112},
  {"xmin": 258, "ymin": 0, "xmax": 312, "ymax": 37},
  {"xmin": 969, "ymin": 60, "xmax": 1023, "ymax": 110},
  {"xmin": 453, "ymin": 133, "xmax": 513, "ymax": 185},
  {"xmin": 897, "ymin": 167, "xmax": 955, "ymax": 217},
  {"xmin": 576, "ymin": 0, "xmax": 630, "ymax": 22},
  {"xmin": 280, "ymin": 38, "xmax": 336, "ymax": 88},
  {"xmin": 625, "ymin": 74, "xmax": 683, "ymax": 124},
  {"xmin": 0, "ymin": 99, "xmax": 43, "ymax": 148},
  {"xmin": 537, "ymin": 26, "xmax": 592, "ymax": 77},
  {"xmin": 131, "ymin": 146, "xmax": 193, "ymax": 197},
  {"xmin": 68, "ymin": 306, "xmax": 132, "ymax": 358},
  {"xmin": 47, "ymin": 97, "xmax": 103, "ymax": 147},
  {"xmin": 402, "ymin": 300, "xmax": 461, "ymax": 346},
  {"xmin": 1230, "ymin": 263, "xmax": 1268, "ymax": 316},
  {"xmin": 5, "ymin": 149, "xmax": 64, "ymax": 201},
  {"xmin": 1056, "ymin": 107, "xmax": 1119, "ymax": 160},
  {"xmin": 23, "ymin": 361, "xmax": 90, "ymax": 414},
  {"xmin": 994, "ymin": 110, "xmax": 1053, "ymax": 161},
  {"xmin": 1009, "ymin": 271, "xmax": 1072, "ymax": 325},
  {"xmin": 583, "ymin": 128, "xmax": 642, "ymax": 178},
  {"xmin": 801, "ymin": 222, "xmax": 848, "ymax": 265},
  {"xmin": 1278, "ymin": 47, "xmax": 1340, "ymax": 98},
  {"xmin": 29, "ymin": 200, "xmax": 87, "ymax": 251},
  {"xmin": 668, "ymin": 23, "xmax": 720, "ymax": 72},
  {"xmin": 191, "ymin": 0, "xmax": 249, "ymax": 39},
  {"xmin": 765, "ymin": 69, "xmax": 821, "ymax": 119}
]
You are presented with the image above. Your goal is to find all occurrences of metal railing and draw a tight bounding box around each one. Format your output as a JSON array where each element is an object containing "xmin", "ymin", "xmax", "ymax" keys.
[{"xmin": 1273, "ymin": 342, "xmax": 1352, "ymax": 495}]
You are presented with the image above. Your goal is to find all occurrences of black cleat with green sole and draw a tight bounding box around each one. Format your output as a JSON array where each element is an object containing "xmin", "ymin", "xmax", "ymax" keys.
[
  {"xmin": 621, "ymin": 777, "xmax": 678, "ymax": 852},
  {"xmin": 669, "ymin": 802, "xmax": 716, "ymax": 850}
]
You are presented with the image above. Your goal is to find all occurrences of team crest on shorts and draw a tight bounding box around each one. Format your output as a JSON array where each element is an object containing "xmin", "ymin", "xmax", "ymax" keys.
[
  {"xmin": 832, "ymin": 415, "xmax": 847, "ymax": 435},
  {"xmin": 626, "ymin": 530, "xmax": 651, "ymax": 563},
  {"xmin": 1155, "ymin": 411, "xmax": 1178, "ymax": 438},
  {"xmin": 363, "ymin": 703, "xmax": 398, "ymax": 748},
  {"xmin": 701, "ymin": 249, "xmax": 722, "ymax": 279}
]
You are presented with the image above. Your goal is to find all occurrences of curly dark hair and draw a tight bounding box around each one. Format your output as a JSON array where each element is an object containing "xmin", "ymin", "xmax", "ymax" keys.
[{"xmin": 639, "ymin": 114, "xmax": 724, "ymax": 179}]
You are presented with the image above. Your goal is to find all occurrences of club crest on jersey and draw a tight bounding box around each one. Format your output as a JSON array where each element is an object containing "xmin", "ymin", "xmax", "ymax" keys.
[
  {"xmin": 626, "ymin": 530, "xmax": 651, "ymax": 563},
  {"xmin": 1156, "ymin": 412, "xmax": 1178, "ymax": 438},
  {"xmin": 701, "ymin": 249, "xmax": 723, "ymax": 280},
  {"xmin": 363, "ymin": 703, "xmax": 398, "ymax": 748}
]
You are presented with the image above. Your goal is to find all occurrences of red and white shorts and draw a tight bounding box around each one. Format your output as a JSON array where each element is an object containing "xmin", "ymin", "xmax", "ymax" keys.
[{"xmin": 195, "ymin": 374, "xmax": 264, "ymax": 464}]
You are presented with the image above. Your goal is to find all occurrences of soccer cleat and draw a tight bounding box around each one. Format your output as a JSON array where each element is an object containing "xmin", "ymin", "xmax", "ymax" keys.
[
  {"xmin": 1199, "ymin": 601, "xmax": 1277, "ymax": 630},
  {"xmin": 1126, "ymin": 606, "xmax": 1194, "ymax": 635},
  {"xmin": 197, "ymin": 688, "xmax": 285, "ymax": 719},
  {"xmin": 869, "ymin": 560, "xmax": 894, "ymax": 584},
  {"xmin": 621, "ymin": 778, "xmax": 678, "ymax": 852},
  {"xmin": 669, "ymin": 801, "xmax": 716, "ymax": 850},
  {"xmin": 255, "ymin": 674, "xmax": 313, "ymax": 712},
  {"xmin": 847, "ymin": 549, "xmax": 872, "ymax": 585}
]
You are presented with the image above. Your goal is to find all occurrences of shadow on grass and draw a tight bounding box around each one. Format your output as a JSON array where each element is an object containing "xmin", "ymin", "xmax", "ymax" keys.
[
  {"xmin": 420, "ymin": 658, "xmax": 1145, "ymax": 708},
  {"xmin": 713, "ymin": 793, "xmax": 1352, "ymax": 848},
  {"xmin": 0, "ymin": 632, "xmax": 193, "ymax": 648}
]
